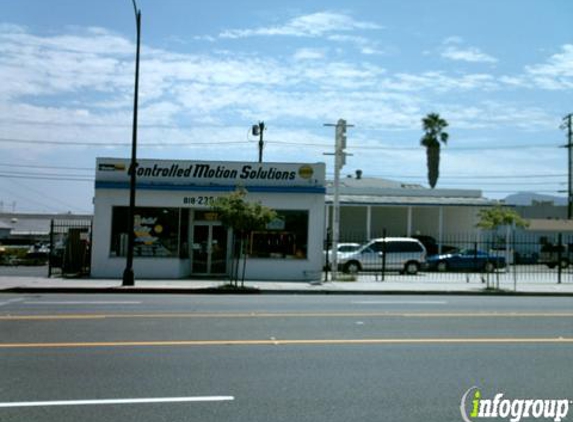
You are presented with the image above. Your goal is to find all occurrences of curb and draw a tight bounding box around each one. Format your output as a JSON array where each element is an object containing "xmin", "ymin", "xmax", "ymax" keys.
[{"xmin": 2, "ymin": 287, "xmax": 573, "ymax": 297}]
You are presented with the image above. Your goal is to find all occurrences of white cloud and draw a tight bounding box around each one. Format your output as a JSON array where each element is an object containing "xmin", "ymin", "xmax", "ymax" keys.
[
  {"xmin": 442, "ymin": 46, "xmax": 498, "ymax": 63},
  {"xmin": 387, "ymin": 72, "xmax": 498, "ymax": 93},
  {"xmin": 525, "ymin": 44, "xmax": 573, "ymax": 90},
  {"xmin": 440, "ymin": 37, "xmax": 498, "ymax": 64},
  {"xmin": 442, "ymin": 101, "xmax": 557, "ymax": 130},
  {"xmin": 219, "ymin": 11, "xmax": 381, "ymax": 39},
  {"xmin": 0, "ymin": 23, "xmax": 560, "ymax": 154},
  {"xmin": 293, "ymin": 48, "xmax": 326, "ymax": 61},
  {"xmin": 0, "ymin": 20, "xmax": 568, "ymax": 211},
  {"xmin": 0, "ymin": 26, "xmax": 133, "ymax": 100},
  {"xmin": 326, "ymin": 34, "xmax": 385, "ymax": 55}
]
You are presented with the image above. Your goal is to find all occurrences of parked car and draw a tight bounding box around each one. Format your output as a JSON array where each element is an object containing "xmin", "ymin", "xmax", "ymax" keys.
[
  {"xmin": 488, "ymin": 246, "xmax": 515, "ymax": 265},
  {"xmin": 426, "ymin": 249, "xmax": 506, "ymax": 272},
  {"xmin": 411, "ymin": 235, "xmax": 457, "ymax": 256},
  {"xmin": 323, "ymin": 243, "xmax": 361, "ymax": 269},
  {"xmin": 337, "ymin": 237, "xmax": 426, "ymax": 275},
  {"xmin": 538, "ymin": 242, "xmax": 573, "ymax": 269}
]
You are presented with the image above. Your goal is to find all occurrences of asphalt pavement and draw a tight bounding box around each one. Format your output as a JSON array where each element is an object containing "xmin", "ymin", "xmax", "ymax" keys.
[
  {"xmin": 1, "ymin": 270, "xmax": 573, "ymax": 295},
  {"xmin": 1, "ymin": 294, "xmax": 572, "ymax": 422}
]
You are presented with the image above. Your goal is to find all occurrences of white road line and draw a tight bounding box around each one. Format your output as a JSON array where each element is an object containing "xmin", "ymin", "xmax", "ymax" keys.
[
  {"xmin": 351, "ymin": 300, "xmax": 447, "ymax": 305},
  {"xmin": 22, "ymin": 301, "xmax": 142, "ymax": 305},
  {"xmin": 0, "ymin": 298, "xmax": 24, "ymax": 307},
  {"xmin": 0, "ymin": 396, "xmax": 235, "ymax": 408}
]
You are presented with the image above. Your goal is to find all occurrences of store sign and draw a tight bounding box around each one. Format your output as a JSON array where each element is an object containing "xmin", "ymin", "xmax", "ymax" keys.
[{"xmin": 96, "ymin": 158, "xmax": 325, "ymax": 187}]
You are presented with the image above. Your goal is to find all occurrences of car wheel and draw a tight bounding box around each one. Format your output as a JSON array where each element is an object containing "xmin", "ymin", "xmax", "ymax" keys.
[
  {"xmin": 343, "ymin": 261, "xmax": 361, "ymax": 274},
  {"xmin": 547, "ymin": 263, "xmax": 556, "ymax": 269},
  {"xmin": 484, "ymin": 262, "xmax": 495, "ymax": 273},
  {"xmin": 559, "ymin": 259, "xmax": 569, "ymax": 269},
  {"xmin": 404, "ymin": 261, "xmax": 419, "ymax": 275},
  {"xmin": 436, "ymin": 261, "xmax": 448, "ymax": 272}
]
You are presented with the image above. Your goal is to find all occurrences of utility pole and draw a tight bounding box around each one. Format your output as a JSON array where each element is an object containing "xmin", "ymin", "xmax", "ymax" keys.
[
  {"xmin": 562, "ymin": 114, "xmax": 573, "ymax": 219},
  {"xmin": 324, "ymin": 119, "xmax": 353, "ymax": 280},
  {"xmin": 252, "ymin": 122, "xmax": 265, "ymax": 163}
]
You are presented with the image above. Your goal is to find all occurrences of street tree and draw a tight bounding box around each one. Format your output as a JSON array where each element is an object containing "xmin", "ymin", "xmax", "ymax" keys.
[
  {"xmin": 421, "ymin": 113, "xmax": 449, "ymax": 188},
  {"xmin": 211, "ymin": 188, "xmax": 276, "ymax": 287},
  {"xmin": 477, "ymin": 205, "xmax": 529, "ymax": 231},
  {"xmin": 477, "ymin": 205, "xmax": 529, "ymax": 289}
]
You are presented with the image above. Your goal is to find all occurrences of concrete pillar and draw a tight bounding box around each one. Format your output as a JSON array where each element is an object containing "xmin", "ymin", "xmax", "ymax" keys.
[
  {"xmin": 438, "ymin": 206, "xmax": 444, "ymax": 254},
  {"xmin": 407, "ymin": 207, "xmax": 413, "ymax": 236},
  {"xmin": 366, "ymin": 205, "xmax": 372, "ymax": 241}
]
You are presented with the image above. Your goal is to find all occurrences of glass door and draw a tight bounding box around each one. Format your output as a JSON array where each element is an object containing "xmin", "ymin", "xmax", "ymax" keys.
[
  {"xmin": 191, "ymin": 223, "xmax": 228, "ymax": 275},
  {"xmin": 210, "ymin": 225, "xmax": 228, "ymax": 274}
]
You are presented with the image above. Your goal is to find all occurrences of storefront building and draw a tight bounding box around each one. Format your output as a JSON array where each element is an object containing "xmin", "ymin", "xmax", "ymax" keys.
[{"xmin": 91, "ymin": 158, "xmax": 326, "ymax": 281}]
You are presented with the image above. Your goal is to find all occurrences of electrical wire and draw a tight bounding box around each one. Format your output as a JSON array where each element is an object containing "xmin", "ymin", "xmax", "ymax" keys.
[
  {"xmin": 268, "ymin": 140, "xmax": 559, "ymax": 151},
  {"xmin": 0, "ymin": 173, "xmax": 93, "ymax": 182},
  {"xmin": 328, "ymin": 172, "xmax": 566, "ymax": 180},
  {"xmin": 0, "ymin": 162, "xmax": 93, "ymax": 171},
  {"xmin": 0, "ymin": 137, "xmax": 562, "ymax": 151},
  {"xmin": 0, "ymin": 183, "xmax": 63, "ymax": 213},
  {"xmin": 0, "ymin": 166, "xmax": 564, "ymax": 185},
  {"xmin": 0, "ymin": 137, "xmax": 249, "ymax": 147},
  {"xmin": 4, "ymin": 178, "xmax": 90, "ymax": 214}
]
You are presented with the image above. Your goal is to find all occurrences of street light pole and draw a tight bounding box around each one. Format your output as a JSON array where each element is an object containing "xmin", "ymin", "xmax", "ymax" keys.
[{"xmin": 122, "ymin": 0, "xmax": 141, "ymax": 286}]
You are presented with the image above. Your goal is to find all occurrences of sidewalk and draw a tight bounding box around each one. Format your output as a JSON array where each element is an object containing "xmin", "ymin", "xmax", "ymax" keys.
[{"xmin": 1, "ymin": 274, "xmax": 573, "ymax": 296}]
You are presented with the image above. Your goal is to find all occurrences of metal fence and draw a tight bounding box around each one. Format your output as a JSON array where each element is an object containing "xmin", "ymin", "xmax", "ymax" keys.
[
  {"xmin": 324, "ymin": 232, "xmax": 573, "ymax": 285},
  {"xmin": 48, "ymin": 219, "xmax": 92, "ymax": 278}
]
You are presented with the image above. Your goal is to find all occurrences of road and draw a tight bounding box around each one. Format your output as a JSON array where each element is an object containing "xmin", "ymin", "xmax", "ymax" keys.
[{"xmin": 1, "ymin": 294, "xmax": 572, "ymax": 422}]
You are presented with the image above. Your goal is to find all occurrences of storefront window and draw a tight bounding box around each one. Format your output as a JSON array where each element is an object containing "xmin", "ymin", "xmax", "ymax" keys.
[
  {"xmin": 110, "ymin": 207, "xmax": 181, "ymax": 258},
  {"xmin": 249, "ymin": 210, "xmax": 308, "ymax": 259}
]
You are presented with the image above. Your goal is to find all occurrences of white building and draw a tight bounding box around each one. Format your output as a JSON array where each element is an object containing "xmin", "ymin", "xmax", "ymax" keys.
[
  {"xmin": 91, "ymin": 158, "xmax": 326, "ymax": 281},
  {"xmin": 326, "ymin": 171, "xmax": 497, "ymax": 246}
]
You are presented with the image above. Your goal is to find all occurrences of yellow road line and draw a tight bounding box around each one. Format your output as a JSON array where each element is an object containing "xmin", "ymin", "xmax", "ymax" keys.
[
  {"xmin": 1, "ymin": 338, "xmax": 572, "ymax": 349},
  {"xmin": 1, "ymin": 312, "xmax": 573, "ymax": 320}
]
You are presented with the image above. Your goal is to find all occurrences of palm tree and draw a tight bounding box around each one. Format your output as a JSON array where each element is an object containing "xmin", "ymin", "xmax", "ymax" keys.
[{"xmin": 420, "ymin": 113, "xmax": 449, "ymax": 188}]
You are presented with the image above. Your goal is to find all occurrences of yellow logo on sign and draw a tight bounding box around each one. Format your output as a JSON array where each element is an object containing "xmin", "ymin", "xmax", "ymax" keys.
[{"xmin": 298, "ymin": 165, "xmax": 314, "ymax": 179}]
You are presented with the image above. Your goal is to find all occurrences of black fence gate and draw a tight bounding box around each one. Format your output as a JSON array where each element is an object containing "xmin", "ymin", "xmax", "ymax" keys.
[{"xmin": 48, "ymin": 218, "xmax": 92, "ymax": 277}]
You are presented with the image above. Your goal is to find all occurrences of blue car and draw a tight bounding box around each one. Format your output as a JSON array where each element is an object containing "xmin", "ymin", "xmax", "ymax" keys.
[{"xmin": 427, "ymin": 249, "xmax": 506, "ymax": 272}]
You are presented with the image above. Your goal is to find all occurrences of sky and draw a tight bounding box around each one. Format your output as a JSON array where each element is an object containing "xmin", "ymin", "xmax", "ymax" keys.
[{"xmin": 0, "ymin": 0, "xmax": 571, "ymax": 214}]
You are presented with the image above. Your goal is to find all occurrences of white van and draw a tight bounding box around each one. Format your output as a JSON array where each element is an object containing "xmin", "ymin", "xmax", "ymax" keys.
[{"xmin": 337, "ymin": 237, "xmax": 427, "ymax": 275}]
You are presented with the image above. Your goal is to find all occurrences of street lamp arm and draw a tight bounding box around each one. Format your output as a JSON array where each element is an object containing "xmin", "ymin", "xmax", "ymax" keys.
[{"xmin": 132, "ymin": 0, "xmax": 139, "ymax": 17}]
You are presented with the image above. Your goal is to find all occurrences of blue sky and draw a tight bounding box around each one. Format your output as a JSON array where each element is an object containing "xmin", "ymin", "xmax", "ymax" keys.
[{"xmin": 0, "ymin": 0, "xmax": 571, "ymax": 213}]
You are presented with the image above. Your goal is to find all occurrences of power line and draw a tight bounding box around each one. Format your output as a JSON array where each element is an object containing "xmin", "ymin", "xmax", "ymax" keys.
[
  {"xmin": 438, "ymin": 181, "xmax": 564, "ymax": 187},
  {"xmin": 269, "ymin": 140, "xmax": 559, "ymax": 151},
  {"xmin": 0, "ymin": 160, "xmax": 564, "ymax": 181},
  {"xmin": 0, "ymin": 162, "xmax": 93, "ymax": 171},
  {"xmin": 0, "ymin": 173, "xmax": 93, "ymax": 182},
  {"xmin": 0, "ymin": 183, "xmax": 63, "ymax": 213},
  {"xmin": 480, "ymin": 190, "xmax": 565, "ymax": 194},
  {"xmin": 0, "ymin": 137, "xmax": 249, "ymax": 147},
  {"xmin": 4, "ymin": 178, "xmax": 89, "ymax": 213},
  {"xmin": 330, "ymin": 172, "xmax": 566, "ymax": 180},
  {"xmin": 0, "ymin": 137, "xmax": 562, "ymax": 151},
  {"xmin": 0, "ymin": 119, "xmax": 268, "ymax": 129},
  {"xmin": 0, "ymin": 167, "xmax": 564, "ymax": 183}
]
